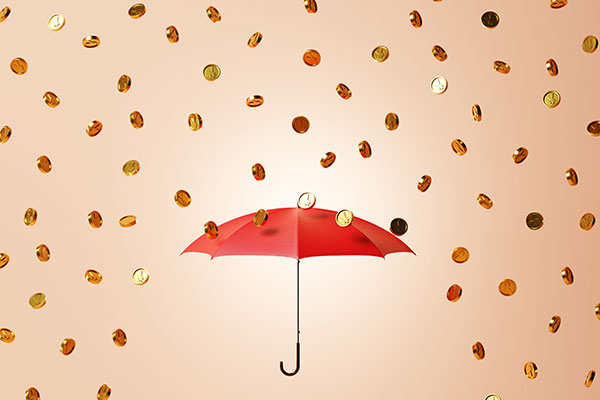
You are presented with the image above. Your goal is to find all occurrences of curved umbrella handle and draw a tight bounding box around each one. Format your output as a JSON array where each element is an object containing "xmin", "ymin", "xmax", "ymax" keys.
[{"xmin": 280, "ymin": 342, "xmax": 300, "ymax": 376}]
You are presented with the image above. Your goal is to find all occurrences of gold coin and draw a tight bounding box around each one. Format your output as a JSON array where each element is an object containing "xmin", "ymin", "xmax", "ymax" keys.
[
  {"xmin": 0, "ymin": 6, "xmax": 10, "ymax": 23},
  {"xmin": 85, "ymin": 269, "xmax": 103, "ymax": 284},
  {"xmin": 25, "ymin": 388, "xmax": 40, "ymax": 400},
  {"xmin": 526, "ymin": 212, "xmax": 543, "ymax": 230},
  {"xmin": 86, "ymin": 120, "xmax": 103, "ymax": 137},
  {"xmin": 166, "ymin": 25, "xmax": 179, "ymax": 43},
  {"xmin": 335, "ymin": 209, "xmax": 354, "ymax": 227},
  {"xmin": 10, "ymin": 57, "xmax": 27, "ymax": 75},
  {"xmin": 204, "ymin": 221, "xmax": 219, "ymax": 239},
  {"xmin": 253, "ymin": 209, "xmax": 269, "ymax": 227},
  {"xmin": 128, "ymin": 3, "xmax": 146, "ymax": 18},
  {"xmin": 119, "ymin": 215, "xmax": 137, "ymax": 227},
  {"xmin": 390, "ymin": 218, "xmax": 408, "ymax": 236},
  {"xmin": 550, "ymin": 0, "xmax": 568, "ymax": 8},
  {"xmin": 485, "ymin": 395, "xmax": 501, "ymax": 400},
  {"xmin": 60, "ymin": 338, "xmax": 76, "ymax": 355},
  {"xmin": 29, "ymin": 292, "xmax": 47, "ymax": 309},
  {"xmin": 0, "ymin": 252, "xmax": 9, "ymax": 269},
  {"xmin": 43, "ymin": 91, "xmax": 60, "ymax": 108},
  {"xmin": 385, "ymin": 112, "xmax": 399, "ymax": 130},
  {"xmin": 596, "ymin": 303, "xmax": 600, "ymax": 320},
  {"xmin": 430, "ymin": 76, "xmax": 447, "ymax": 94},
  {"xmin": 585, "ymin": 370, "xmax": 596, "ymax": 388},
  {"xmin": 587, "ymin": 121, "xmax": 600, "ymax": 136},
  {"xmin": 0, "ymin": 125, "xmax": 11, "ymax": 143},
  {"xmin": 320, "ymin": 151, "xmax": 336, "ymax": 168},
  {"xmin": 548, "ymin": 315, "xmax": 561, "ymax": 333},
  {"xmin": 112, "ymin": 329, "xmax": 127, "ymax": 347},
  {"xmin": 545, "ymin": 58, "xmax": 558, "ymax": 76},
  {"xmin": 472, "ymin": 341, "xmax": 485, "ymax": 360},
  {"xmin": 174, "ymin": 190, "xmax": 191, "ymax": 207},
  {"xmin": 524, "ymin": 361, "xmax": 538, "ymax": 379},
  {"xmin": 498, "ymin": 278, "xmax": 517, "ymax": 296},
  {"xmin": 97, "ymin": 384, "xmax": 111, "ymax": 400},
  {"xmin": 0, "ymin": 328, "xmax": 15, "ymax": 343},
  {"xmin": 206, "ymin": 6, "xmax": 221, "ymax": 22},
  {"xmin": 304, "ymin": 0, "xmax": 317, "ymax": 13},
  {"xmin": 358, "ymin": 140, "xmax": 372, "ymax": 158},
  {"xmin": 188, "ymin": 113, "xmax": 202, "ymax": 131},
  {"xmin": 292, "ymin": 116, "xmax": 310, "ymax": 133},
  {"xmin": 48, "ymin": 13, "xmax": 65, "ymax": 31},
  {"xmin": 446, "ymin": 284, "xmax": 462, "ymax": 302},
  {"xmin": 297, "ymin": 192, "xmax": 316, "ymax": 209},
  {"xmin": 302, "ymin": 49, "xmax": 321, "ymax": 67},
  {"xmin": 481, "ymin": 11, "xmax": 499, "ymax": 28},
  {"xmin": 36, "ymin": 155, "xmax": 52, "ymax": 173},
  {"xmin": 512, "ymin": 147, "xmax": 528, "ymax": 164},
  {"xmin": 543, "ymin": 90, "xmax": 560, "ymax": 108},
  {"xmin": 88, "ymin": 210, "xmax": 103, "ymax": 228},
  {"xmin": 336, "ymin": 83, "xmax": 352, "ymax": 100},
  {"xmin": 451, "ymin": 247, "xmax": 469, "ymax": 263},
  {"xmin": 252, "ymin": 163, "xmax": 266, "ymax": 180},
  {"xmin": 371, "ymin": 45, "xmax": 389, "ymax": 62},
  {"xmin": 247, "ymin": 32, "xmax": 263, "ymax": 48},
  {"xmin": 122, "ymin": 159, "xmax": 140, "ymax": 176},
  {"xmin": 36, "ymin": 244, "xmax": 50, "ymax": 262},
  {"xmin": 129, "ymin": 111, "xmax": 144, "ymax": 128},
  {"xmin": 246, "ymin": 95, "xmax": 264, "ymax": 107},
  {"xmin": 561, "ymin": 266, "xmax": 573, "ymax": 285},
  {"xmin": 203, "ymin": 64, "xmax": 221, "ymax": 81},
  {"xmin": 580, "ymin": 213, "xmax": 595, "ymax": 231},
  {"xmin": 132, "ymin": 267, "xmax": 149, "ymax": 285},
  {"xmin": 451, "ymin": 139, "xmax": 467, "ymax": 156},
  {"xmin": 409, "ymin": 10, "xmax": 422, "ymax": 28},
  {"xmin": 24, "ymin": 208, "xmax": 37, "ymax": 226},
  {"xmin": 583, "ymin": 35, "xmax": 598, "ymax": 53},
  {"xmin": 565, "ymin": 168, "xmax": 578, "ymax": 186},
  {"xmin": 417, "ymin": 175, "xmax": 432, "ymax": 192},
  {"xmin": 477, "ymin": 193, "xmax": 493, "ymax": 209},
  {"xmin": 431, "ymin": 45, "xmax": 447, "ymax": 62},
  {"xmin": 493, "ymin": 60, "xmax": 510, "ymax": 74},
  {"xmin": 83, "ymin": 35, "xmax": 100, "ymax": 48},
  {"xmin": 117, "ymin": 74, "xmax": 131, "ymax": 93}
]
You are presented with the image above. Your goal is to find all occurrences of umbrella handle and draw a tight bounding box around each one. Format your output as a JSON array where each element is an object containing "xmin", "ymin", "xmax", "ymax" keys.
[{"xmin": 280, "ymin": 342, "xmax": 300, "ymax": 376}]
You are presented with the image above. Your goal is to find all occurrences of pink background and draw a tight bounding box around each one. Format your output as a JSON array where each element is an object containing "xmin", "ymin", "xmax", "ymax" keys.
[{"xmin": 1, "ymin": 0, "xmax": 599, "ymax": 398}]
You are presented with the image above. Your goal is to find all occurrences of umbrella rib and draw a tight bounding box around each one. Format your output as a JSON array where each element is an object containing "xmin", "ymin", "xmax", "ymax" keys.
[{"xmin": 351, "ymin": 222, "xmax": 386, "ymax": 258}]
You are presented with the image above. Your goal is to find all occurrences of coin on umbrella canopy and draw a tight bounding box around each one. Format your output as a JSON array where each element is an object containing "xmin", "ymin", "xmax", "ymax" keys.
[
  {"xmin": 166, "ymin": 25, "xmax": 179, "ymax": 43},
  {"xmin": 117, "ymin": 74, "xmax": 131, "ymax": 93},
  {"xmin": 297, "ymin": 192, "xmax": 316, "ymax": 209},
  {"xmin": 85, "ymin": 269, "xmax": 103, "ymax": 284},
  {"xmin": 0, "ymin": 253, "xmax": 9, "ymax": 269},
  {"xmin": 565, "ymin": 168, "xmax": 578, "ymax": 186},
  {"xmin": 335, "ymin": 209, "xmax": 354, "ymax": 227},
  {"xmin": 390, "ymin": 218, "xmax": 408, "ymax": 236},
  {"xmin": 417, "ymin": 175, "xmax": 432, "ymax": 192},
  {"xmin": 36, "ymin": 155, "xmax": 52, "ymax": 173},
  {"xmin": 543, "ymin": 90, "xmax": 560, "ymax": 108},
  {"xmin": 550, "ymin": 0, "xmax": 568, "ymax": 8},
  {"xmin": 0, "ymin": 125, "xmax": 11, "ymax": 143},
  {"xmin": 472, "ymin": 104, "xmax": 482, "ymax": 122},
  {"xmin": 430, "ymin": 76, "xmax": 447, "ymax": 94},
  {"xmin": 385, "ymin": 113, "xmax": 399, "ymax": 130},
  {"xmin": 43, "ymin": 91, "xmax": 60, "ymax": 107},
  {"xmin": 25, "ymin": 388, "xmax": 40, "ymax": 400},
  {"xmin": 524, "ymin": 361, "xmax": 538, "ymax": 379},
  {"xmin": 561, "ymin": 266, "xmax": 573, "ymax": 285},
  {"xmin": 588, "ymin": 121, "xmax": 600, "ymax": 137},
  {"xmin": 431, "ymin": 45, "xmax": 447, "ymax": 62},
  {"xmin": 546, "ymin": 58, "xmax": 558, "ymax": 76},
  {"xmin": 472, "ymin": 342, "xmax": 485, "ymax": 360},
  {"xmin": 580, "ymin": 213, "xmax": 595, "ymax": 231},
  {"xmin": 358, "ymin": 140, "xmax": 372, "ymax": 158},
  {"xmin": 204, "ymin": 221, "xmax": 219, "ymax": 239},
  {"xmin": 451, "ymin": 247, "xmax": 469, "ymax": 263},
  {"xmin": 112, "ymin": 329, "xmax": 127, "ymax": 346},
  {"xmin": 498, "ymin": 279, "xmax": 517, "ymax": 296},
  {"xmin": 174, "ymin": 190, "xmax": 191, "ymax": 207},
  {"xmin": 304, "ymin": 0, "xmax": 317, "ymax": 13},
  {"xmin": 132, "ymin": 268, "xmax": 149, "ymax": 285},
  {"xmin": 253, "ymin": 209, "xmax": 268, "ymax": 227},
  {"xmin": 303, "ymin": 49, "xmax": 321, "ymax": 66},
  {"xmin": 477, "ymin": 193, "xmax": 493, "ymax": 209},
  {"xmin": 29, "ymin": 292, "xmax": 47, "ymax": 309},
  {"xmin": 122, "ymin": 159, "xmax": 140, "ymax": 176},
  {"xmin": 130, "ymin": 111, "xmax": 144, "ymax": 128},
  {"xmin": 206, "ymin": 6, "xmax": 221, "ymax": 22},
  {"xmin": 188, "ymin": 113, "xmax": 202, "ymax": 131},
  {"xmin": 86, "ymin": 120, "xmax": 103, "ymax": 137},
  {"xmin": 0, "ymin": 328, "xmax": 15, "ymax": 343},
  {"xmin": 252, "ymin": 163, "xmax": 265, "ymax": 180},
  {"xmin": 36, "ymin": 244, "xmax": 50, "ymax": 262},
  {"xmin": 24, "ymin": 208, "xmax": 37, "ymax": 226},
  {"xmin": 451, "ymin": 139, "xmax": 467, "ymax": 156},
  {"xmin": 582, "ymin": 35, "xmax": 598, "ymax": 53},
  {"xmin": 481, "ymin": 11, "xmax": 499, "ymax": 28},
  {"xmin": 526, "ymin": 212, "xmax": 544, "ymax": 230},
  {"xmin": 82, "ymin": 35, "xmax": 100, "ymax": 48},
  {"xmin": 128, "ymin": 3, "xmax": 146, "ymax": 18},
  {"xmin": 292, "ymin": 116, "xmax": 310, "ymax": 133},
  {"xmin": 585, "ymin": 370, "xmax": 596, "ymax": 387},
  {"xmin": 119, "ymin": 215, "xmax": 136, "ymax": 227},
  {"xmin": 408, "ymin": 10, "xmax": 422, "ymax": 27},
  {"xmin": 203, "ymin": 64, "xmax": 221, "ymax": 81},
  {"xmin": 512, "ymin": 147, "xmax": 528, "ymax": 164},
  {"xmin": 336, "ymin": 83, "xmax": 352, "ymax": 100},
  {"xmin": 246, "ymin": 95, "xmax": 264, "ymax": 107},
  {"xmin": 10, "ymin": 57, "xmax": 27, "ymax": 75},
  {"xmin": 247, "ymin": 32, "xmax": 262, "ymax": 48},
  {"xmin": 446, "ymin": 284, "xmax": 462, "ymax": 302},
  {"xmin": 548, "ymin": 315, "xmax": 561, "ymax": 333},
  {"xmin": 320, "ymin": 152, "xmax": 336, "ymax": 168},
  {"xmin": 60, "ymin": 338, "xmax": 76, "ymax": 355},
  {"xmin": 88, "ymin": 210, "xmax": 103, "ymax": 228},
  {"xmin": 371, "ymin": 45, "xmax": 389, "ymax": 62},
  {"xmin": 97, "ymin": 384, "xmax": 111, "ymax": 400}
]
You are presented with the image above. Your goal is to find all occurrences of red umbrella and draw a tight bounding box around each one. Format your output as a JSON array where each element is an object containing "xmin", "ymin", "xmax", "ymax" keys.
[{"xmin": 181, "ymin": 205, "xmax": 414, "ymax": 376}]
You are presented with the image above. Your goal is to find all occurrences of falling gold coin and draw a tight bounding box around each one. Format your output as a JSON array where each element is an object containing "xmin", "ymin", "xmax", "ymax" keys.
[
  {"xmin": 477, "ymin": 193, "xmax": 493, "ymax": 209},
  {"xmin": 390, "ymin": 218, "xmax": 408, "ymax": 236},
  {"xmin": 430, "ymin": 76, "xmax": 447, "ymax": 94},
  {"xmin": 409, "ymin": 10, "xmax": 422, "ymax": 28},
  {"xmin": 358, "ymin": 140, "xmax": 372, "ymax": 158},
  {"xmin": 86, "ymin": 120, "xmax": 103, "ymax": 137},
  {"xmin": 580, "ymin": 213, "xmax": 595, "ymax": 231},
  {"xmin": 583, "ymin": 35, "xmax": 598, "ymax": 53},
  {"xmin": 83, "ymin": 35, "xmax": 100, "ymax": 48},
  {"xmin": 303, "ymin": 49, "xmax": 321, "ymax": 67},
  {"xmin": 561, "ymin": 266, "xmax": 573, "ymax": 285},
  {"xmin": 97, "ymin": 384, "xmax": 111, "ymax": 400},
  {"xmin": 320, "ymin": 152, "xmax": 336, "ymax": 168},
  {"xmin": 587, "ymin": 121, "xmax": 600, "ymax": 137},
  {"xmin": 128, "ymin": 3, "xmax": 146, "ymax": 18},
  {"xmin": 43, "ymin": 91, "xmax": 60, "ymax": 108},
  {"xmin": 88, "ymin": 210, "xmax": 103, "ymax": 228},
  {"xmin": 472, "ymin": 104, "xmax": 482, "ymax": 122},
  {"xmin": 417, "ymin": 175, "xmax": 432, "ymax": 192},
  {"xmin": 335, "ymin": 209, "xmax": 354, "ymax": 227},
  {"xmin": 0, "ymin": 328, "xmax": 15, "ymax": 343},
  {"xmin": 512, "ymin": 147, "xmax": 528, "ymax": 164},
  {"xmin": 204, "ymin": 221, "xmax": 219, "ymax": 239},
  {"xmin": 451, "ymin": 247, "xmax": 469, "ymax": 263},
  {"xmin": 246, "ymin": 95, "xmax": 264, "ymax": 107},
  {"xmin": 524, "ymin": 361, "xmax": 538, "ymax": 379},
  {"xmin": 596, "ymin": 303, "xmax": 600, "ymax": 320},
  {"xmin": 548, "ymin": 315, "xmax": 561, "ymax": 333},
  {"xmin": 29, "ymin": 292, "xmax": 47, "ymax": 309},
  {"xmin": 132, "ymin": 267, "xmax": 149, "ymax": 285},
  {"xmin": 24, "ymin": 208, "xmax": 37, "ymax": 226},
  {"xmin": 166, "ymin": 25, "xmax": 179, "ymax": 43},
  {"xmin": 336, "ymin": 83, "xmax": 352, "ymax": 100},
  {"xmin": 247, "ymin": 32, "xmax": 263, "ymax": 48},
  {"xmin": 550, "ymin": 0, "xmax": 567, "ymax": 8},
  {"xmin": 292, "ymin": 116, "xmax": 310, "ymax": 133},
  {"xmin": 297, "ymin": 192, "xmax": 316, "ymax": 209},
  {"xmin": 112, "ymin": 329, "xmax": 127, "ymax": 347},
  {"xmin": 9, "ymin": 57, "xmax": 27, "ymax": 75},
  {"xmin": 117, "ymin": 74, "xmax": 131, "ymax": 93},
  {"xmin": 526, "ymin": 212, "xmax": 544, "ymax": 230},
  {"xmin": 36, "ymin": 155, "xmax": 52, "ymax": 173},
  {"xmin": 188, "ymin": 113, "xmax": 202, "ymax": 131},
  {"xmin": 498, "ymin": 279, "xmax": 517, "ymax": 296},
  {"xmin": 304, "ymin": 0, "xmax": 317, "ymax": 13},
  {"xmin": 493, "ymin": 61, "xmax": 510, "ymax": 74},
  {"xmin": 85, "ymin": 269, "xmax": 103, "ymax": 284},
  {"xmin": 371, "ymin": 45, "xmax": 389, "ymax": 62},
  {"xmin": 119, "ymin": 215, "xmax": 137, "ymax": 227},
  {"xmin": 472, "ymin": 342, "xmax": 485, "ymax": 360},
  {"xmin": 25, "ymin": 388, "xmax": 40, "ymax": 400},
  {"xmin": 585, "ymin": 370, "xmax": 596, "ymax": 388},
  {"xmin": 543, "ymin": 90, "xmax": 560, "ymax": 108},
  {"xmin": 0, "ymin": 125, "xmax": 11, "ymax": 143},
  {"xmin": 451, "ymin": 139, "xmax": 467, "ymax": 156},
  {"xmin": 446, "ymin": 284, "xmax": 462, "ymax": 302},
  {"xmin": 122, "ymin": 159, "xmax": 140, "ymax": 176},
  {"xmin": 203, "ymin": 64, "xmax": 221, "ymax": 81},
  {"xmin": 36, "ymin": 244, "xmax": 50, "ymax": 262},
  {"xmin": 545, "ymin": 58, "xmax": 558, "ymax": 76},
  {"xmin": 0, "ymin": 6, "xmax": 10, "ymax": 22},
  {"xmin": 129, "ymin": 111, "xmax": 144, "ymax": 128},
  {"xmin": 253, "ymin": 209, "xmax": 269, "ymax": 227},
  {"xmin": 0, "ymin": 253, "xmax": 9, "ymax": 269},
  {"xmin": 174, "ymin": 190, "xmax": 191, "ymax": 207},
  {"xmin": 60, "ymin": 338, "xmax": 76, "ymax": 355},
  {"xmin": 481, "ymin": 11, "xmax": 499, "ymax": 28},
  {"xmin": 48, "ymin": 13, "xmax": 65, "ymax": 31},
  {"xmin": 385, "ymin": 112, "xmax": 399, "ymax": 130},
  {"xmin": 485, "ymin": 395, "xmax": 501, "ymax": 400},
  {"xmin": 431, "ymin": 45, "xmax": 447, "ymax": 62},
  {"xmin": 252, "ymin": 163, "xmax": 266, "ymax": 180},
  {"xmin": 206, "ymin": 6, "xmax": 221, "ymax": 22},
  {"xmin": 565, "ymin": 168, "xmax": 578, "ymax": 186}
]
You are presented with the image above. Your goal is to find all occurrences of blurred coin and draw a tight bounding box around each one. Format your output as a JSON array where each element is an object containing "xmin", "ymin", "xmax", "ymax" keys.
[
  {"xmin": 431, "ymin": 45, "xmax": 447, "ymax": 61},
  {"xmin": 512, "ymin": 147, "xmax": 528, "ymax": 164},
  {"xmin": 166, "ymin": 25, "xmax": 179, "ymax": 43},
  {"xmin": 446, "ymin": 284, "xmax": 462, "ymax": 302},
  {"xmin": 371, "ymin": 45, "xmax": 389, "ymax": 62},
  {"xmin": 385, "ymin": 112, "xmax": 399, "ymax": 130},
  {"xmin": 580, "ymin": 213, "xmax": 595, "ymax": 231},
  {"xmin": 498, "ymin": 279, "xmax": 517, "ymax": 296},
  {"xmin": 543, "ymin": 90, "xmax": 560, "ymax": 108},
  {"xmin": 206, "ymin": 6, "xmax": 221, "ymax": 22},
  {"xmin": 303, "ymin": 49, "xmax": 321, "ymax": 66},
  {"xmin": 493, "ymin": 61, "xmax": 510, "ymax": 74},
  {"xmin": 336, "ymin": 83, "xmax": 352, "ymax": 99},
  {"xmin": 48, "ymin": 13, "xmax": 65, "ymax": 30},
  {"xmin": 204, "ymin": 221, "xmax": 219, "ymax": 239},
  {"xmin": 587, "ymin": 121, "xmax": 600, "ymax": 136},
  {"xmin": 561, "ymin": 266, "xmax": 573, "ymax": 285},
  {"xmin": 297, "ymin": 192, "xmax": 316, "ymax": 209},
  {"xmin": 0, "ymin": 6, "xmax": 10, "ymax": 22},
  {"xmin": 550, "ymin": 0, "xmax": 567, "ymax": 8},
  {"xmin": 129, "ymin": 111, "xmax": 144, "ymax": 128},
  {"xmin": 545, "ymin": 58, "xmax": 558, "ymax": 76},
  {"xmin": 524, "ymin": 361, "xmax": 538, "ymax": 379},
  {"xmin": 85, "ymin": 269, "xmax": 103, "ymax": 284},
  {"xmin": 585, "ymin": 370, "xmax": 596, "ymax": 388},
  {"xmin": 472, "ymin": 104, "xmax": 482, "ymax": 122},
  {"xmin": 43, "ymin": 91, "xmax": 60, "ymax": 107},
  {"xmin": 451, "ymin": 139, "xmax": 467, "ymax": 155},
  {"xmin": 390, "ymin": 218, "xmax": 408, "ymax": 236},
  {"xmin": 292, "ymin": 116, "xmax": 310, "ymax": 133},
  {"xmin": 481, "ymin": 11, "xmax": 499, "ymax": 28},
  {"xmin": 29, "ymin": 292, "xmax": 46, "ymax": 309},
  {"xmin": 417, "ymin": 175, "xmax": 432, "ymax": 192},
  {"xmin": 477, "ymin": 193, "xmax": 493, "ymax": 209},
  {"xmin": 409, "ymin": 10, "xmax": 422, "ymax": 27},
  {"xmin": 86, "ymin": 120, "xmax": 103, "ymax": 137},
  {"xmin": 583, "ymin": 35, "xmax": 598, "ymax": 53},
  {"xmin": 24, "ymin": 208, "xmax": 37, "ymax": 226},
  {"xmin": 117, "ymin": 74, "xmax": 131, "ymax": 93},
  {"xmin": 548, "ymin": 315, "xmax": 561, "ymax": 333},
  {"xmin": 36, "ymin": 244, "xmax": 50, "ymax": 262},
  {"xmin": 36, "ymin": 155, "xmax": 52, "ymax": 173},
  {"xmin": 335, "ymin": 209, "xmax": 353, "ymax": 227},
  {"xmin": 246, "ymin": 95, "xmax": 264, "ymax": 107},
  {"xmin": 320, "ymin": 152, "xmax": 336, "ymax": 168},
  {"xmin": 253, "ymin": 209, "xmax": 269, "ymax": 227},
  {"xmin": 358, "ymin": 140, "xmax": 372, "ymax": 158},
  {"xmin": 485, "ymin": 395, "xmax": 501, "ymax": 400},
  {"xmin": 0, "ymin": 328, "xmax": 15, "ymax": 343},
  {"xmin": 25, "ymin": 388, "xmax": 40, "ymax": 400},
  {"xmin": 119, "ymin": 215, "xmax": 137, "ymax": 227},
  {"xmin": 430, "ymin": 76, "xmax": 447, "ymax": 94},
  {"xmin": 122, "ymin": 159, "xmax": 140, "ymax": 176},
  {"xmin": 0, "ymin": 253, "xmax": 9, "ymax": 269},
  {"xmin": 247, "ymin": 32, "xmax": 262, "ymax": 48},
  {"xmin": 128, "ymin": 3, "xmax": 146, "ymax": 18},
  {"xmin": 252, "ymin": 163, "xmax": 265, "ymax": 180},
  {"xmin": 0, "ymin": 125, "xmax": 11, "ymax": 143},
  {"xmin": 472, "ymin": 342, "xmax": 485, "ymax": 360},
  {"xmin": 565, "ymin": 168, "xmax": 578, "ymax": 186},
  {"xmin": 203, "ymin": 64, "xmax": 221, "ymax": 81},
  {"xmin": 174, "ymin": 190, "xmax": 191, "ymax": 207},
  {"xmin": 10, "ymin": 57, "xmax": 27, "ymax": 75},
  {"xmin": 188, "ymin": 113, "xmax": 202, "ymax": 131},
  {"xmin": 83, "ymin": 35, "xmax": 100, "ymax": 48},
  {"xmin": 112, "ymin": 329, "xmax": 127, "ymax": 346},
  {"xmin": 97, "ymin": 384, "xmax": 111, "ymax": 400},
  {"xmin": 526, "ymin": 212, "xmax": 543, "ymax": 230},
  {"xmin": 596, "ymin": 303, "xmax": 600, "ymax": 320},
  {"xmin": 304, "ymin": 0, "xmax": 317, "ymax": 13},
  {"xmin": 452, "ymin": 247, "xmax": 469, "ymax": 263},
  {"xmin": 88, "ymin": 210, "xmax": 103, "ymax": 228},
  {"xmin": 132, "ymin": 267, "xmax": 149, "ymax": 285},
  {"xmin": 60, "ymin": 338, "xmax": 76, "ymax": 355}
]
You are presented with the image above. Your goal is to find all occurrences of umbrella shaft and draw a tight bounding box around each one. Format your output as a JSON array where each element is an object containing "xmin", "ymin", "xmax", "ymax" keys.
[{"xmin": 296, "ymin": 259, "xmax": 300, "ymax": 343}]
